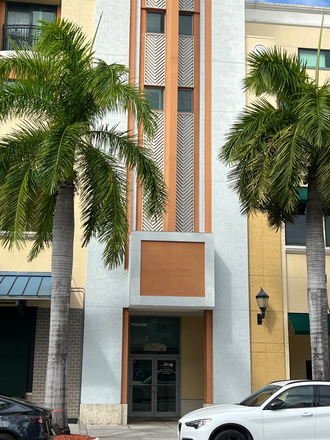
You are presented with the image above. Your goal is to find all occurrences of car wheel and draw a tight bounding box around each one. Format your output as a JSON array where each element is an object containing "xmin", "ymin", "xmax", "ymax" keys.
[
  {"xmin": 215, "ymin": 429, "xmax": 247, "ymax": 440},
  {"xmin": 0, "ymin": 433, "xmax": 16, "ymax": 440}
]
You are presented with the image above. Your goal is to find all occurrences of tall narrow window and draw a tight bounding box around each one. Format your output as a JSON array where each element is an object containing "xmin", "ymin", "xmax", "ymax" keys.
[
  {"xmin": 179, "ymin": 14, "xmax": 193, "ymax": 36},
  {"xmin": 146, "ymin": 12, "xmax": 165, "ymax": 34},
  {"xmin": 178, "ymin": 89, "xmax": 192, "ymax": 112},
  {"xmin": 145, "ymin": 88, "xmax": 164, "ymax": 111},
  {"xmin": 285, "ymin": 202, "xmax": 307, "ymax": 246}
]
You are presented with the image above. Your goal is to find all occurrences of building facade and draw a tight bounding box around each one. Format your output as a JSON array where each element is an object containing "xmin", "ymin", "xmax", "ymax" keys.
[
  {"xmin": 1, "ymin": 0, "xmax": 330, "ymax": 426},
  {"xmin": 80, "ymin": 0, "xmax": 250, "ymax": 425}
]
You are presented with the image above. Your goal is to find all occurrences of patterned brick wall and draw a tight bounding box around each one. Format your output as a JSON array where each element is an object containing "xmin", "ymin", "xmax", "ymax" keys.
[{"xmin": 31, "ymin": 308, "xmax": 84, "ymax": 419}]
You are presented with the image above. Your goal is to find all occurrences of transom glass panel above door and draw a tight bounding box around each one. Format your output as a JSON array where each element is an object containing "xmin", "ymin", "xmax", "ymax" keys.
[{"xmin": 130, "ymin": 317, "xmax": 179, "ymax": 354}]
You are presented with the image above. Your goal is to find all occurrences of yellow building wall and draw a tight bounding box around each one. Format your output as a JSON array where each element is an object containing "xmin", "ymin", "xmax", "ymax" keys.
[
  {"xmin": 0, "ymin": 0, "xmax": 97, "ymax": 309},
  {"xmin": 246, "ymin": 22, "xmax": 330, "ymax": 84},
  {"xmin": 0, "ymin": 195, "xmax": 87, "ymax": 308},
  {"xmin": 249, "ymin": 214, "xmax": 286, "ymax": 392},
  {"xmin": 246, "ymin": 15, "xmax": 330, "ymax": 390},
  {"xmin": 181, "ymin": 316, "xmax": 204, "ymax": 400},
  {"xmin": 285, "ymin": 252, "xmax": 330, "ymax": 313},
  {"xmin": 62, "ymin": 0, "xmax": 96, "ymax": 40}
]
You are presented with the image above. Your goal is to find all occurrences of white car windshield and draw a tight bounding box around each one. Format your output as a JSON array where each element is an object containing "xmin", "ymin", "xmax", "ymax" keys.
[{"xmin": 239, "ymin": 384, "xmax": 282, "ymax": 407}]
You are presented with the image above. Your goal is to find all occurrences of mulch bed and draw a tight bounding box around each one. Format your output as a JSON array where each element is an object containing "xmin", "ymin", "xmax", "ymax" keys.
[{"xmin": 56, "ymin": 436, "xmax": 96, "ymax": 440}]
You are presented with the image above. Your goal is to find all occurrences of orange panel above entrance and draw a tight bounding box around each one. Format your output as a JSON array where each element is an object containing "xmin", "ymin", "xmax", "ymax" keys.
[{"xmin": 140, "ymin": 241, "xmax": 205, "ymax": 297}]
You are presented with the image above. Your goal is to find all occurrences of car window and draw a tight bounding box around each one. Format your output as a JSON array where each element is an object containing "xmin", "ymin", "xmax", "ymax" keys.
[
  {"xmin": 0, "ymin": 400, "xmax": 13, "ymax": 410},
  {"xmin": 240, "ymin": 384, "xmax": 282, "ymax": 407},
  {"xmin": 275, "ymin": 385, "xmax": 314, "ymax": 409},
  {"xmin": 318, "ymin": 385, "xmax": 330, "ymax": 406}
]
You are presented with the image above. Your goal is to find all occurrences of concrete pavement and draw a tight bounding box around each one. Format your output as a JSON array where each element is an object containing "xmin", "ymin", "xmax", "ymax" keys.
[{"xmin": 69, "ymin": 419, "xmax": 178, "ymax": 440}]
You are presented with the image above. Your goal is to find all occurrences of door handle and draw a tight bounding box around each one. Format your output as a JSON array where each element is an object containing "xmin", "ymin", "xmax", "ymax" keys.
[{"xmin": 301, "ymin": 412, "xmax": 313, "ymax": 417}]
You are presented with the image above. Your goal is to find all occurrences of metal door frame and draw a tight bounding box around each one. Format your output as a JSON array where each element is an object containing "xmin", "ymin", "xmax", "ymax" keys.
[{"xmin": 128, "ymin": 354, "xmax": 180, "ymax": 418}]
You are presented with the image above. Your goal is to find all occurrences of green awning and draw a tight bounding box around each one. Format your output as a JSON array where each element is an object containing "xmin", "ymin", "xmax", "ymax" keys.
[
  {"xmin": 289, "ymin": 313, "xmax": 330, "ymax": 335},
  {"xmin": 298, "ymin": 187, "xmax": 308, "ymax": 203}
]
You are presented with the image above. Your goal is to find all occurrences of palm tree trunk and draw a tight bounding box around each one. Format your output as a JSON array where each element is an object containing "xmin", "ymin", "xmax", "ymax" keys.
[
  {"xmin": 44, "ymin": 181, "xmax": 74, "ymax": 434},
  {"xmin": 306, "ymin": 175, "xmax": 330, "ymax": 380}
]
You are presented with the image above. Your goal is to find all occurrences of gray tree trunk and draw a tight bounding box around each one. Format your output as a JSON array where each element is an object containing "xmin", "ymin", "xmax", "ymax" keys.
[
  {"xmin": 44, "ymin": 181, "xmax": 74, "ymax": 434},
  {"xmin": 306, "ymin": 175, "xmax": 330, "ymax": 380}
]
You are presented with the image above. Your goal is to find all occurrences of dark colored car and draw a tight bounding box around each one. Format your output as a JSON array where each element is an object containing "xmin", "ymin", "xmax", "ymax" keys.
[{"xmin": 0, "ymin": 395, "xmax": 54, "ymax": 440}]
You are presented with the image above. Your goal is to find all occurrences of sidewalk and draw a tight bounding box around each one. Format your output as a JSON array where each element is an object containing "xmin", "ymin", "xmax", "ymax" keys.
[{"xmin": 69, "ymin": 419, "xmax": 178, "ymax": 440}]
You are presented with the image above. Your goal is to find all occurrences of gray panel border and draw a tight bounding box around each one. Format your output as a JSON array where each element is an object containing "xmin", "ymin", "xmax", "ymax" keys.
[{"xmin": 128, "ymin": 231, "xmax": 214, "ymax": 308}]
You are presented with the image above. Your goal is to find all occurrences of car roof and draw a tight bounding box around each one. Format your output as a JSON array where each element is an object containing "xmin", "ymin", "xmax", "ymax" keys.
[{"xmin": 270, "ymin": 380, "xmax": 330, "ymax": 386}]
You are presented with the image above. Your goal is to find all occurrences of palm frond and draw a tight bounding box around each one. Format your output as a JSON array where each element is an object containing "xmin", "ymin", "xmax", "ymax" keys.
[
  {"xmin": 0, "ymin": 128, "xmax": 45, "ymax": 248},
  {"xmin": 245, "ymin": 47, "xmax": 310, "ymax": 101},
  {"xmin": 28, "ymin": 191, "xmax": 57, "ymax": 260},
  {"xmin": 0, "ymin": 18, "xmax": 167, "ymax": 265},
  {"xmin": 90, "ymin": 127, "xmax": 168, "ymax": 219},
  {"xmin": 268, "ymin": 123, "xmax": 310, "ymax": 223},
  {"xmin": 39, "ymin": 122, "xmax": 88, "ymax": 192},
  {"xmin": 77, "ymin": 142, "xmax": 128, "ymax": 267},
  {"xmin": 90, "ymin": 60, "xmax": 158, "ymax": 137},
  {"xmin": 296, "ymin": 82, "xmax": 330, "ymax": 151},
  {"xmin": 34, "ymin": 18, "xmax": 94, "ymax": 75}
]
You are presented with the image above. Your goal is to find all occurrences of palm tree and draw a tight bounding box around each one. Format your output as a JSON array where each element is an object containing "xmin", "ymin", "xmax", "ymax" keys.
[
  {"xmin": 0, "ymin": 19, "xmax": 167, "ymax": 433},
  {"xmin": 220, "ymin": 46, "xmax": 330, "ymax": 381}
]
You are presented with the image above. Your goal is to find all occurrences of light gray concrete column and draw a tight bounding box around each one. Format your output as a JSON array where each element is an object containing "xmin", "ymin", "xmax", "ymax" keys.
[
  {"xmin": 211, "ymin": 0, "xmax": 251, "ymax": 404},
  {"xmin": 80, "ymin": 0, "xmax": 131, "ymax": 423}
]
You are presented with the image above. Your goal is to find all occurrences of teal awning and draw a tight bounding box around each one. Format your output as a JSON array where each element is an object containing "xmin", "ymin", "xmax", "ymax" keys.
[
  {"xmin": 298, "ymin": 187, "xmax": 308, "ymax": 203},
  {"xmin": 0, "ymin": 272, "xmax": 51, "ymax": 298},
  {"xmin": 289, "ymin": 313, "xmax": 330, "ymax": 335}
]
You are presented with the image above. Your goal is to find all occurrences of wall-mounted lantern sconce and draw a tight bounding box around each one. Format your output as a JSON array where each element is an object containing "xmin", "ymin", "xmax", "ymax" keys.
[{"xmin": 256, "ymin": 288, "xmax": 269, "ymax": 325}]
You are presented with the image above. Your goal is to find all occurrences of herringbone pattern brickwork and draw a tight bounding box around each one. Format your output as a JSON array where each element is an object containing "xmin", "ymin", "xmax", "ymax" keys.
[
  {"xmin": 178, "ymin": 36, "xmax": 194, "ymax": 88},
  {"xmin": 146, "ymin": 0, "xmax": 166, "ymax": 8},
  {"xmin": 142, "ymin": 113, "xmax": 165, "ymax": 231},
  {"xmin": 145, "ymin": 34, "xmax": 166, "ymax": 86},
  {"xmin": 179, "ymin": 0, "xmax": 194, "ymax": 11},
  {"xmin": 176, "ymin": 113, "xmax": 194, "ymax": 232}
]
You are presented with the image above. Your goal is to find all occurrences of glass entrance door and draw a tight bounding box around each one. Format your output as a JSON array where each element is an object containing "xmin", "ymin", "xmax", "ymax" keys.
[{"xmin": 129, "ymin": 355, "xmax": 179, "ymax": 417}]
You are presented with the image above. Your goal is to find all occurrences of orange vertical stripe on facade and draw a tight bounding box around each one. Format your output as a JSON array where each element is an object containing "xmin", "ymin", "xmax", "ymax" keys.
[
  {"xmin": 121, "ymin": 308, "xmax": 129, "ymax": 404},
  {"xmin": 0, "ymin": 1, "xmax": 6, "ymax": 50},
  {"xmin": 124, "ymin": 0, "xmax": 137, "ymax": 269},
  {"xmin": 193, "ymin": 3, "xmax": 200, "ymax": 232},
  {"xmin": 204, "ymin": 0, "xmax": 212, "ymax": 233},
  {"xmin": 135, "ymin": 5, "xmax": 147, "ymax": 231},
  {"xmin": 57, "ymin": 5, "xmax": 61, "ymax": 17},
  {"xmin": 204, "ymin": 309, "xmax": 213, "ymax": 404},
  {"xmin": 163, "ymin": 0, "xmax": 179, "ymax": 232}
]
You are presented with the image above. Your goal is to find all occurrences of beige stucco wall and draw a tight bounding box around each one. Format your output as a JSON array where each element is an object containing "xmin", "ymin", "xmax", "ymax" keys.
[
  {"xmin": 246, "ymin": 22, "xmax": 330, "ymax": 85},
  {"xmin": 62, "ymin": 0, "xmax": 96, "ymax": 40},
  {"xmin": 285, "ymin": 252, "xmax": 330, "ymax": 313},
  {"xmin": 181, "ymin": 316, "xmax": 204, "ymax": 400},
  {"xmin": 0, "ymin": 195, "xmax": 87, "ymax": 308},
  {"xmin": 249, "ymin": 213, "xmax": 286, "ymax": 391},
  {"xmin": 246, "ymin": 14, "xmax": 330, "ymax": 387}
]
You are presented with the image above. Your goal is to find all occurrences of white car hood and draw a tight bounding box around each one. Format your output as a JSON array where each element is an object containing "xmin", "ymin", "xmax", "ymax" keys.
[{"xmin": 180, "ymin": 404, "xmax": 255, "ymax": 422}]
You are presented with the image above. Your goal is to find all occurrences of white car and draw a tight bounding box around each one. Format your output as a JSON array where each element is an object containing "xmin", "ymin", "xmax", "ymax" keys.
[{"xmin": 178, "ymin": 380, "xmax": 330, "ymax": 440}]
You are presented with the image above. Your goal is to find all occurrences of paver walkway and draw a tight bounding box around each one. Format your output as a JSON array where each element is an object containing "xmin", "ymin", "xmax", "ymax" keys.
[{"xmin": 70, "ymin": 419, "xmax": 178, "ymax": 440}]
